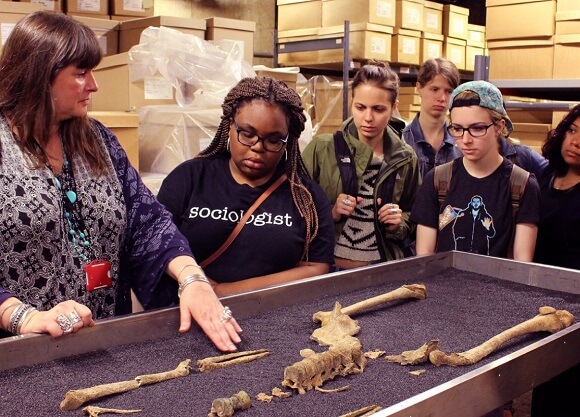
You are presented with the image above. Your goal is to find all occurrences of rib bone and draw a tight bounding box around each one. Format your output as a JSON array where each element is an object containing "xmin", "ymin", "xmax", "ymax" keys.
[
  {"xmin": 197, "ymin": 349, "xmax": 269, "ymax": 372},
  {"xmin": 429, "ymin": 306, "xmax": 574, "ymax": 366}
]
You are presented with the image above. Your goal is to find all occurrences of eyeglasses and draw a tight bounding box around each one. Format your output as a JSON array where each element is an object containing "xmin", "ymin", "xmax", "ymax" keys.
[
  {"xmin": 232, "ymin": 119, "xmax": 289, "ymax": 152},
  {"xmin": 447, "ymin": 123, "xmax": 495, "ymax": 138}
]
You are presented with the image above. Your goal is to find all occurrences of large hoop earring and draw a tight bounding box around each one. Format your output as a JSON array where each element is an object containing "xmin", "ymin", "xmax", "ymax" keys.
[{"xmin": 284, "ymin": 148, "xmax": 288, "ymax": 161}]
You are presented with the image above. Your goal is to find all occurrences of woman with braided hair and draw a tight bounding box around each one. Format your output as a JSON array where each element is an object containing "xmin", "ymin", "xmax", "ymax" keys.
[{"xmin": 157, "ymin": 76, "xmax": 335, "ymax": 296}]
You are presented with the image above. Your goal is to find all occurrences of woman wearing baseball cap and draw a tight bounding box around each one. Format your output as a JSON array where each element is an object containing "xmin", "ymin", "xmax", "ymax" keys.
[{"xmin": 410, "ymin": 80, "xmax": 541, "ymax": 263}]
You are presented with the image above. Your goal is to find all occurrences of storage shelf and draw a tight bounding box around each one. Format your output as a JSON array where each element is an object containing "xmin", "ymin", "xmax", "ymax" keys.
[{"xmin": 491, "ymin": 79, "xmax": 580, "ymax": 103}]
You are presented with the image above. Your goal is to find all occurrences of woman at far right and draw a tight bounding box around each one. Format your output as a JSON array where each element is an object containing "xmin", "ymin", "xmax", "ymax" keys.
[{"xmin": 531, "ymin": 104, "xmax": 580, "ymax": 417}]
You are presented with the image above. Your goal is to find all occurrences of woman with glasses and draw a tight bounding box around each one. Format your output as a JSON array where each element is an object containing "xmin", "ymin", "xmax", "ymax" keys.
[
  {"xmin": 157, "ymin": 76, "xmax": 335, "ymax": 296},
  {"xmin": 410, "ymin": 80, "xmax": 541, "ymax": 264},
  {"xmin": 302, "ymin": 62, "xmax": 421, "ymax": 269}
]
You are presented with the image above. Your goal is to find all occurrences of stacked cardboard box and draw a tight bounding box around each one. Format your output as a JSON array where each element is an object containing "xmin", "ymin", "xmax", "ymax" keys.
[
  {"xmin": 553, "ymin": 0, "xmax": 580, "ymax": 79},
  {"xmin": 0, "ymin": 2, "xmax": 43, "ymax": 52},
  {"xmin": 420, "ymin": 1, "xmax": 444, "ymax": 62},
  {"xmin": 486, "ymin": 0, "xmax": 557, "ymax": 79}
]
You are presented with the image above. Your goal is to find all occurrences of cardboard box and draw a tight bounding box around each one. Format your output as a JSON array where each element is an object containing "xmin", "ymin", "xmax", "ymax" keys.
[
  {"xmin": 118, "ymin": 16, "xmax": 206, "ymax": 53},
  {"xmin": 19, "ymin": 0, "xmax": 64, "ymax": 13},
  {"xmin": 277, "ymin": 0, "xmax": 322, "ymax": 31},
  {"xmin": 91, "ymin": 52, "xmax": 176, "ymax": 112},
  {"xmin": 465, "ymin": 45, "xmax": 484, "ymax": 71},
  {"xmin": 398, "ymin": 88, "xmax": 421, "ymax": 105},
  {"xmin": 110, "ymin": 0, "xmax": 153, "ymax": 17},
  {"xmin": 88, "ymin": 111, "xmax": 139, "ymax": 170},
  {"xmin": 396, "ymin": 0, "xmax": 425, "ymax": 32},
  {"xmin": 556, "ymin": 11, "xmax": 580, "ymax": 34},
  {"xmin": 444, "ymin": 36, "xmax": 466, "ymax": 70},
  {"xmin": 391, "ymin": 27, "xmax": 421, "ymax": 65},
  {"xmin": 138, "ymin": 106, "xmax": 221, "ymax": 174},
  {"xmin": 318, "ymin": 22, "xmax": 393, "ymax": 63},
  {"xmin": 278, "ymin": 28, "xmax": 320, "ymax": 66},
  {"xmin": 557, "ymin": 0, "xmax": 579, "ymax": 12},
  {"xmin": 315, "ymin": 118, "xmax": 342, "ymax": 135},
  {"xmin": 71, "ymin": 16, "xmax": 119, "ymax": 57},
  {"xmin": 511, "ymin": 122, "xmax": 551, "ymax": 152},
  {"xmin": 398, "ymin": 103, "xmax": 421, "ymax": 121},
  {"xmin": 553, "ymin": 34, "xmax": 580, "ymax": 79},
  {"xmin": 312, "ymin": 80, "xmax": 351, "ymax": 122},
  {"xmin": 486, "ymin": 1, "xmax": 556, "ymax": 40},
  {"xmin": 420, "ymin": 31, "xmax": 443, "ymax": 62},
  {"xmin": 443, "ymin": 4, "xmax": 469, "ymax": 40},
  {"xmin": 205, "ymin": 17, "xmax": 256, "ymax": 65},
  {"xmin": 506, "ymin": 105, "xmax": 553, "ymax": 124},
  {"xmin": 487, "ymin": 38, "xmax": 554, "ymax": 79},
  {"xmin": 254, "ymin": 67, "xmax": 300, "ymax": 92},
  {"xmin": 66, "ymin": 0, "xmax": 108, "ymax": 15},
  {"xmin": 322, "ymin": 0, "xmax": 396, "ymax": 27},
  {"xmin": 0, "ymin": 2, "xmax": 43, "ymax": 49},
  {"xmin": 468, "ymin": 24, "xmax": 486, "ymax": 47},
  {"xmin": 424, "ymin": 1, "xmax": 443, "ymax": 34}
]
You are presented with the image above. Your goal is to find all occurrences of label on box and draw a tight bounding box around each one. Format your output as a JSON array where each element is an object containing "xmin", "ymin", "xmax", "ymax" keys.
[
  {"xmin": 31, "ymin": 0, "xmax": 56, "ymax": 11},
  {"xmin": 377, "ymin": 0, "xmax": 393, "ymax": 19},
  {"xmin": 1, "ymin": 23, "xmax": 15, "ymax": 46},
  {"xmin": 79, "ymin": 0, "xmax": 101, "ymax": 12},
  {"xmin": 428, "ymin": 43, "xmax": 440, "ymax": 58},
  {"xmin": 426, "ymin": 12, "xmax": 439, "ymax": 30},
  {"xmin": 452, "ymin": 18, "xmax": 465, "ymax": 35},
  {"xmin": 470, "ymin": 31, "xmax": 483, "ymax": 42},
  {"xmin": 144, "ymin": 77, "xmax": 174, "ymax": 100},
  {"xmin": 407, "ymin": 9, "xmax": 421, "ymax": 25},
  {"xmin": 97, "ymin": 36, "xmax": 107, "ymax": 55},
  {"xmin": 123, "ymin": 0, "xmax": 145, "ymax": 12},
  {"xmin": 450, "ymin": 48, "xmax": 462, "ymax": 64},
  {"xmin": 402, "ymin": 38, "xmax": 416, "ymax": 54},
  {"xmin": 371, "ymin": 37, "xmax": 387, "ymax": 54}
]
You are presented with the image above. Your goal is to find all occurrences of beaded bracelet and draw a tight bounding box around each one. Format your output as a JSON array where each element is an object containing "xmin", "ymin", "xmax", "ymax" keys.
[{"xmin": 178, "ymin": 274, "xmax": 211, "ymax": 298}]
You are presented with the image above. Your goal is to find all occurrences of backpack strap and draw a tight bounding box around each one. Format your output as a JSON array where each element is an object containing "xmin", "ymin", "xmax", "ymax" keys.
[
  {"xmin": 333, "ymin": 130, "xmax": 358, "ymax": 197},
  {"xmin": 434, "ymin": 160, "xmax": 454, "ymax": 207},
  {"xmin": 509, "ymin": 163, "xmax": 530, "ymax": 218}
]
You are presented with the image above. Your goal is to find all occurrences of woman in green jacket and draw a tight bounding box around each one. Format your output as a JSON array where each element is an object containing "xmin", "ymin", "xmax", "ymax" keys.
[{"xmin": 302, "ymin": 62, "xmax": 421, "ymax": 269}]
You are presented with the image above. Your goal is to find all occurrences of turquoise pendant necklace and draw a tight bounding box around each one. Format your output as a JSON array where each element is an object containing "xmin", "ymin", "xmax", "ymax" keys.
[{"xmin": 52, "ymin": 150, "xmax": 94, "ymax": 263}]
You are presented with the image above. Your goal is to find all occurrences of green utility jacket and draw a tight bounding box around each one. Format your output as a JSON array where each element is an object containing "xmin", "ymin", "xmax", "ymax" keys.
[{"xmin": 302, "ymin": 117, "xmax": 421, "ymax": 261}]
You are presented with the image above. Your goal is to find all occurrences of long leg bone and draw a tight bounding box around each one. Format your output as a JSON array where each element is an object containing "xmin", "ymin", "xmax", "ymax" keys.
[
  {"xmin": 339, "ymin": 405, "xmax": 382, "ymax": 417},
  {"xmin": 60, "ymin": 359, "xmax": 191, "ymax": 411},
  {"xmin": 429, "ymin": 307, "xmax": 575, "ymax": 366},
  {"xmin": 197, "ymin": 349, "xmax": 270, "ymax": 372},
  {"xmin": 312, "ymin": 284, "xmax": 427, "ymax": 326}
]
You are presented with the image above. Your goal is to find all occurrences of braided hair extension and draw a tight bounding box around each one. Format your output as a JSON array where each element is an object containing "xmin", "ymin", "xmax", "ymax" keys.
[{"xmin": 199, "ymin": 76, "xmax": 319, "ymax": 259}]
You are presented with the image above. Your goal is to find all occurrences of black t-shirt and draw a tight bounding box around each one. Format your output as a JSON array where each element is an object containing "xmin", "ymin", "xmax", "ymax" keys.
[
  {"xmin": 534, "ymin": 176, "xmax": 580, "ymax": 270},
  {"xmin": 157, "ymin": 155, "xmax": 335, "ymax": 283},
  {"xmin": 410, "ymin": 158, "xmax": 540, "ymax": 257}
]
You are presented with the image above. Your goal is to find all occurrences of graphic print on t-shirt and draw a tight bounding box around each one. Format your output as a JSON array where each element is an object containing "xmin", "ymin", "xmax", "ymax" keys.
[{"xmin": 442, "ymin": 195, "xmax": 497, "ymax": 255}]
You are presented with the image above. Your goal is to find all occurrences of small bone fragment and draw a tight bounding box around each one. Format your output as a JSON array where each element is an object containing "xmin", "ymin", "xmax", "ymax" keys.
[
  {"xmin": 256, "ymin": 393, "xmax": 272, "ymax": 403},
  {"xmin": 385, "ymin": 340, "xmax": 440, "ymax": 365},
  {"xmin": 429, "ymin": 307, "xmax": 575, "ymax": 366},
  {"xmin": 60, "ymin": 360, "xmax": 191, "ymax": 411},
  {"xmin": 364, "ymin": 349, "xmax": 386, "ymax": 359},
  {"xmin": 271, "ymin": 387, "xmax": 291, "ymax": 398},
  {"xmin": 409, "ymin": 369, "xmax": 426, "ymax": 376},
  {"xmin": 83, "ymin": 406, "xmax": 142, "ymax": 416},
  {"xmin": 339, "ymin": 405, "xmax": 382, "ymax": 417},
  {"xmin": 198, "ymin": 349, "xmax": 270, "ymax": 372},
  {"xmin": 312, "ymin": 284, "xmax": 427, "ymax": 326},
  {"xmin": 208, "ymin": 391, "xmax": 252, "ymax": 417},
  {"xmin": 315, "ymin": 385, "xmax": 350, "ymax": 393}
]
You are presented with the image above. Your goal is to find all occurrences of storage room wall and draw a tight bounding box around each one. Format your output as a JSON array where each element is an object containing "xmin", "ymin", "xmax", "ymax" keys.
[{"xmin": 154, "ymin": 0, "xmax": 275, "ymax": 66}]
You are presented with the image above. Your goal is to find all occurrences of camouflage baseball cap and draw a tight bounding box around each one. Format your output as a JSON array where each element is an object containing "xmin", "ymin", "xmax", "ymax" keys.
[{"xmin": 450, "ymin": 80, "xmax": 513, "ymax": 134}]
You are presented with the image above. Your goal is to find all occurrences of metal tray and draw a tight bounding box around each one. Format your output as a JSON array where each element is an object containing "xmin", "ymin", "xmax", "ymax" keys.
[{"xmin": 1, "ymin": 252, "xmax": 579, "ymax": 417}]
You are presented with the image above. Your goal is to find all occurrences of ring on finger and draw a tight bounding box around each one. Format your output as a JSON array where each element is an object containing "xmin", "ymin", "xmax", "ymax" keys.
[
  {"xmin": 68, "ymin": 310, "xmax": 82, "ymax": 325},
  {"xmin": 220, "ymin": 306, "xmax": 233, "ymax": 322},
  {"xmin": 390, "ymin": 208, "xmax": 398, "ymax": 214},
  {"xmin": 342, "ymin": 198, "xmax": 350, "ymax": 206},
  {"xmin": 56, "ymin": 314, "xmax": 73, "ymax": 334}
]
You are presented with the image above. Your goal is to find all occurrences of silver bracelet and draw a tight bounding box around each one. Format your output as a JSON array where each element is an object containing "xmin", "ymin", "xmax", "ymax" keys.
[
  {"xmin": 178, "ymin": 274, "xmax": 210, "ymax": 298},
  {"xmin": 8, "ymin": 303, "xmax": 29, "ymax": 335},
  {"xmin": 16, "ymin": 306, "xmax": 37, "ymax": 335},
  {"xmin": 176, "ymin": 264, "xmax": 204, "ymax": 281}
]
